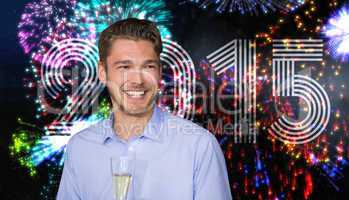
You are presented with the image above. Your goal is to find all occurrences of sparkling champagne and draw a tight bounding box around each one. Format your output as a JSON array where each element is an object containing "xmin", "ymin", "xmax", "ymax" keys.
[{"xmin": 112, "ymin": 174, "xmax": 132, "ymax": 200}]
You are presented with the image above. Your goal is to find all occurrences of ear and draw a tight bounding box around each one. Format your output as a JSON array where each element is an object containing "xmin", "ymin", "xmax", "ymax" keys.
[{"xmin": 98, "ymin": 61, "xmax": 107, "ymax": 85}]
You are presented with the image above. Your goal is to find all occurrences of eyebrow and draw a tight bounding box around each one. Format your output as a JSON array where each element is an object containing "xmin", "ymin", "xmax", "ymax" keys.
[
  {"xmin": 112, "ymin": 59, "xmax": 160, "ymax": 66},
  {"xmin": 144, "ymin": 60, "xmax": 161, "ymax": 65},
  {"xmin": 112, "ymin": 60, "xmax": 132, "ymax": 66}
]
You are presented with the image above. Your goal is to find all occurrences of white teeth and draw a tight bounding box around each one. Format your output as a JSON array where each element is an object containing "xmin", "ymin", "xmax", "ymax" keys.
[{"xmin": 124, "ymin": 90, "xmax": 145, "ymax": 97}]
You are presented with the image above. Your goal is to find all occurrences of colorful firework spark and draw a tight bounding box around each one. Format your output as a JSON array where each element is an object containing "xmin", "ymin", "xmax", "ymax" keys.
[
  {"xmin": 188, "ymin": 0, "xmax": 305, "ymax": 15},
  {"xmin": 18, "ymin": 0, "xmax": 172, "ymax": 62},
  {"xmin": 17, "ymin": 0, "xmax": 77, "ymax": 56},
  {"xmin": 9, "ymin": 128, "xmax": 38, "ymax": 177},
  {"xmin": 9, "ymin": 98, "xmax": 111, "ymax": 172},
  {"xmin": 72, "ymin": 0, "xmax": 172, "ymax": 41},
  {"xmin": 196, "ymin": 39, "xmax": 349, "ymax": 198},
  {"xmin": 323, "ymin": 6, "xmax": 349, "ymax": 61},
  {"xmin": 256, "ymin": 0, "xmax": 339, "ymax": 45},
  {"xmin": 251, "ymin": 4, "xmax": 349, "ymax": 195}
]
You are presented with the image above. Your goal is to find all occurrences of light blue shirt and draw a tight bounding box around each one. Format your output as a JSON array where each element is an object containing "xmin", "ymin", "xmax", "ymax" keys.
[{"xmin": 57, "ymin": 106, "xmax": 232, "ymax": 200}]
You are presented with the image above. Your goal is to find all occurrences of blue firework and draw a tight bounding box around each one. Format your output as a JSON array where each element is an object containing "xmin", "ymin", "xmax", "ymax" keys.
[
  {"xmin": 188, "ymin": 0, "xmax": 305, "ymax": 15},
  {"xmin": 72, "ymin": 0, "xmax": 172, "ymax": 42},
  {"xmin": 324, "ymin": 6, "xmax": 349, "ymax": 61}
]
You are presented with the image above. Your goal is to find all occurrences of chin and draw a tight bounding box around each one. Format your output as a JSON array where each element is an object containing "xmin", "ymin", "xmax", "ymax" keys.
[{"xmin": 120, "ymin": 104, "xmax": 154, "ymax": 116}]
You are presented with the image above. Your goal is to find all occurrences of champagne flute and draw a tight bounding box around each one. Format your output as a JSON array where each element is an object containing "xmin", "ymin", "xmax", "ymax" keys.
[{"xmin": 111, "ymin": 157, "xmax": 134, "ymax": 200}]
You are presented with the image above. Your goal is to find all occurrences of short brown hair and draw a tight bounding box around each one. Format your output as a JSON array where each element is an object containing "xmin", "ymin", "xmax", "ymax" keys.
[{"xmin": 98, "ymin": 18, "xmax": 162, "ymax": 64}]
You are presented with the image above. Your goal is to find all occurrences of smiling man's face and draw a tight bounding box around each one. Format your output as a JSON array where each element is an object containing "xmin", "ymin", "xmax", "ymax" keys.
[{"xmin": 99, "ymin": 38, "xmax": 161, "ymax": 116}]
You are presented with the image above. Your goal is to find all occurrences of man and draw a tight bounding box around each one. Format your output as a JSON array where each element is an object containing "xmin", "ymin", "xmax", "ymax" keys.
[{"xmin": 57, "ymin": 18, "xmax": 232, "ymax": 200}]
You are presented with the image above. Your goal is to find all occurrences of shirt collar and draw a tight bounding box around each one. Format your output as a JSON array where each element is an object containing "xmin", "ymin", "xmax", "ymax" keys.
[{"xmin": 102, "ymin": 106, "xmax": 164, "ymax": 144}]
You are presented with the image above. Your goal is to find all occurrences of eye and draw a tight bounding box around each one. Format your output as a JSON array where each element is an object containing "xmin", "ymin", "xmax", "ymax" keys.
[
  {"xmin": 145, "ymin": 65, "xmax": 156, "ymax": 69},
  {"xmin": 117, "ymin": 65, "xmax": 129, "ymax": 70}
]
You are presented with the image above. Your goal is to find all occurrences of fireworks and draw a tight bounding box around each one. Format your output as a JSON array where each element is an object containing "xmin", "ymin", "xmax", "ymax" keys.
[
  {"xmin": 72, "ymin": 0, "xmax": 172, "ymax": 41},
  {"xmin": 18, "ymin": 0, "xmax": 173, "ymax": 61},
  {"xmin": 197, "ymin": 36, "xmax": 349, "ymax": 198},
  {"xmin": 11, "ymin": 0, "xmax": 349, "ymax": 199},
  {"xmin": 40, "ymin": 38, "xmax": 104, "ymax": 137},
  {"xmin": 324, "ymin": 6, "xmax": 349, "ymax": 61},
  {"xmin": 9, "ymin": 98, "xmax": 112, "ymax": 173},
  {"xmin": 9, "ymin": 128, "xmax": 38, "ymax": 177},
  {"xmin": 188, "ymin": 0, "xmax": 305, "ymax": 15},
  {"xmin": 17, "ymin": 0, "xmax": 77, "ymax": 55}
]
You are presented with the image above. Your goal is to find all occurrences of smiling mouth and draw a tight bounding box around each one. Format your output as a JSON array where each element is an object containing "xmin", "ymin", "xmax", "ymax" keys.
[{"xmin": 123, "ymin": 90, "xmax": 147, "ymax": 98}]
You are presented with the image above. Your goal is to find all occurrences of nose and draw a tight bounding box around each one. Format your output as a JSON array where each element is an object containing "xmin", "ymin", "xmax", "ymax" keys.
[{"xmin": 127, "ymin": 69, "xmax": 144, "ymax": 85}]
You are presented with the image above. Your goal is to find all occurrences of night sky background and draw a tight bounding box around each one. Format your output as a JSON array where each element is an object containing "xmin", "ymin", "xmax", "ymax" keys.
[{"xmin": 1, "ymin": 0, "xmax": 349, "ymax": 199}]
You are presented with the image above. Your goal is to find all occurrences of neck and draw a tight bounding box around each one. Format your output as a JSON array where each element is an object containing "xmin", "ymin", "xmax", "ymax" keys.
[{"xmin": 113, "ymin": 106, "xmax": 155, "ymax": 141}]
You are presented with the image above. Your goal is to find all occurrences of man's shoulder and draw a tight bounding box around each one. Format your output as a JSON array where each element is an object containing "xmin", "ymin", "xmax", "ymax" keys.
[
  {"xmin": 66, "ymin": 119, "xmax": 109, "ymax": 148},
  {"xmin": 162, "ymin": 111, "xmax": 215, "ymax": 141},
  {"xmin": 163, "ymin": 111, "xmax": 222, "ymax": 159}
]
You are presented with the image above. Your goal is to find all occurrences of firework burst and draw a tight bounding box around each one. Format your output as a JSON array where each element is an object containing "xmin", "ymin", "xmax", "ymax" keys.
[
  {"xmin": 324, "ymin": 6, "xmax": 349, "ymax": 61},
  {"xmin": 188, "ymin": 0, "xmax": 305, "ymax": 15},
  {"xmin": 17, "ymin": 0, "xmax": 77, "ymax": 55},
  {"xmin": 72, "ymin": 0, "xmax": 172, "ymax": 41}
]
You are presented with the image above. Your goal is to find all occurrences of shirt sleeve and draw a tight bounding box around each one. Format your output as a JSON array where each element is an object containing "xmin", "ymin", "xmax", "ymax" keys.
[
  {"xmin": 193, "ymin": 133, "xmax": 232, "ymax": 200},
  {"xmin": 57, "ymin": 139, "xmax": 81, "ymax": 200}
]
